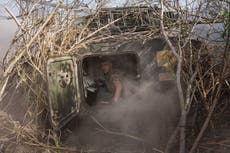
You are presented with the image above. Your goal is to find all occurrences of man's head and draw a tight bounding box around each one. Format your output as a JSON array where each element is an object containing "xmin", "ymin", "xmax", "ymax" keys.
[{"xmin": 101, "ymin": 59, "xmax": 112, "ymax": 74}]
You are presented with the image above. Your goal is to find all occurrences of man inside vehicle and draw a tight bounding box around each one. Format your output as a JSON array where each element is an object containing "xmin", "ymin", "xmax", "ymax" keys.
[{"xmin": 98, "ymin": 58, "xmax": 123, "ymax": 103}]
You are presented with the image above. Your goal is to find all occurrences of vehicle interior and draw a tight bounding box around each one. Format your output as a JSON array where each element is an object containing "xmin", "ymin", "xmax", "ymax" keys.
[{"xmin": 82, "ymin": 53, "xmax": 140, "ymax": 106}]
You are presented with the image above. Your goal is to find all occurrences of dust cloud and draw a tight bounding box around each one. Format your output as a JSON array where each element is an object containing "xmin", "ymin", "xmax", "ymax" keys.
[
  {"xmin": 64, "ymin": 79, "xmax": 180, "ymax": 153},
  {"xmin": 0, "ymin": 36, "xmax": 181, "ymax": 152}
]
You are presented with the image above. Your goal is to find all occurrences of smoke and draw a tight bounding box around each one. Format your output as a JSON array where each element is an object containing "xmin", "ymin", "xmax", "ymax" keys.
[
  {"xmin": 63, "ymin": 40, "xmax": 180, "ymax": 152},
  {"xmin": 64, "ymin": 80, "xmax": 180, "ymax": 153},
  {"xmin": 0, "ymin": 35, "xmax": 181, "ymax": 152}
]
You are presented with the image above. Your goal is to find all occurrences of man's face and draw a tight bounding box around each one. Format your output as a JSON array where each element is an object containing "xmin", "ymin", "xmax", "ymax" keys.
[{"xmin": 101, "ymin": 62, "xmax": 112, "ymax": 74}]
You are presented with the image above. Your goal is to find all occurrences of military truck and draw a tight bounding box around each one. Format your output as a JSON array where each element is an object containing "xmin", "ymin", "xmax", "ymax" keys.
[{"xmin": 46, "ymin": 6, "xmax": 177, "ymax": 131}]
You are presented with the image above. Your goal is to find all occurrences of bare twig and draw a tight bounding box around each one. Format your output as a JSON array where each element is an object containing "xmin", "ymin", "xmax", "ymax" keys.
[
  {"xmin": 188, "ymin": 32, "xmax": 230, "ymax": 153},
  {"xmin": 160, "ymin": 0, "xmax": 186, "ymax": 153},
  {"xmin": 4, "ymin": 7, "xmax": 21, "ymax": 27}
]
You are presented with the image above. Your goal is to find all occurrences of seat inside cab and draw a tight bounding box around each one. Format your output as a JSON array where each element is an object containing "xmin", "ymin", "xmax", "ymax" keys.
[{"xmin": 82, "ymin": 53, "xmax": 140, "ymax": 106}]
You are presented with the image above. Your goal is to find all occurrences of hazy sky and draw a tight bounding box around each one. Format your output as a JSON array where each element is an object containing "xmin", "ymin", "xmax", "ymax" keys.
[{"xmin": 0, "ymin": 20, "xmax": 17, "ymax": 61}]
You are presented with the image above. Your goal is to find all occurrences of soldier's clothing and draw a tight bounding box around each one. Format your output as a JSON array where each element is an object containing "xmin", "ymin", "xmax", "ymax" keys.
[
  {"xmin": 104, "ymin": 69, "xmax": 123, "ymax": 95},
  {"xmin": 97, "ymin": 69, "xmax": 123, "ymax": 102}
]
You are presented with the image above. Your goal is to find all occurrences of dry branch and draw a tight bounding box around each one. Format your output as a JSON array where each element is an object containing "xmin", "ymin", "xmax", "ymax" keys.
[
  {"xmin": 0, "ymin": 0, "xmax": 229, "ymax": 153},
  {"xmin": 160, "ymin": 0, "xmax": 186, "ymax": 153},
  {"xmin": 4, "ymin": 7, "xmax": 21, "ymax": 27},
  {"xmin": 188, "ymin": 32, "xmax": 230, "ymax": 153}
]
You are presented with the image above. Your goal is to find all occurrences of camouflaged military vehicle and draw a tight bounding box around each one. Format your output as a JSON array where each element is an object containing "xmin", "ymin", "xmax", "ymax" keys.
[{"xmin": 46, "ymin": 6, "xmax": 177, "ymax": 130}]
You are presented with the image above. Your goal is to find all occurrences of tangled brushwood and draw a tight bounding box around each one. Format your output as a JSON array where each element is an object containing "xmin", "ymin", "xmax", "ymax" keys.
[
  {"xmin": 0, "ymin": 1, "xmax": 169, "ymax": 152},
  {"xmin": 0, "ymin": 0, "xmax": 229, "ymax": 153}
]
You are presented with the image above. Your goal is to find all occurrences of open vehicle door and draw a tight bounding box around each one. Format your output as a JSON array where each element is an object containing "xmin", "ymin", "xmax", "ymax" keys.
[{"xmin": 46, "ymin": 56, "xmax": 81, "ymax": 130}]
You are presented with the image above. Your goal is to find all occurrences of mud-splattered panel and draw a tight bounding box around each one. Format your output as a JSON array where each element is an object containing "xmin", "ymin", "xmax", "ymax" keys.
[{"xmin": 47, "ymin": 58, "xmax": 78, "ymax": 128}]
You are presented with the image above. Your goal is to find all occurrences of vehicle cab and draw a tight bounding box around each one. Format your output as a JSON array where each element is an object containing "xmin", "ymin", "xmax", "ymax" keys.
[{"xmin": 46, "ymin": 6, "xmax": 177, "ymax": 130}]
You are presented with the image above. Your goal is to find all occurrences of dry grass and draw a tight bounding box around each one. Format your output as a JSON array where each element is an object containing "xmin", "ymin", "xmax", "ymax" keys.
[
  {"xmin": 0, "ymin": 1, "xmax": 162, "ymax": 152},
  {"xmin": 0, "ymin": 1, "xmax": 229, "ymax": 153}
]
